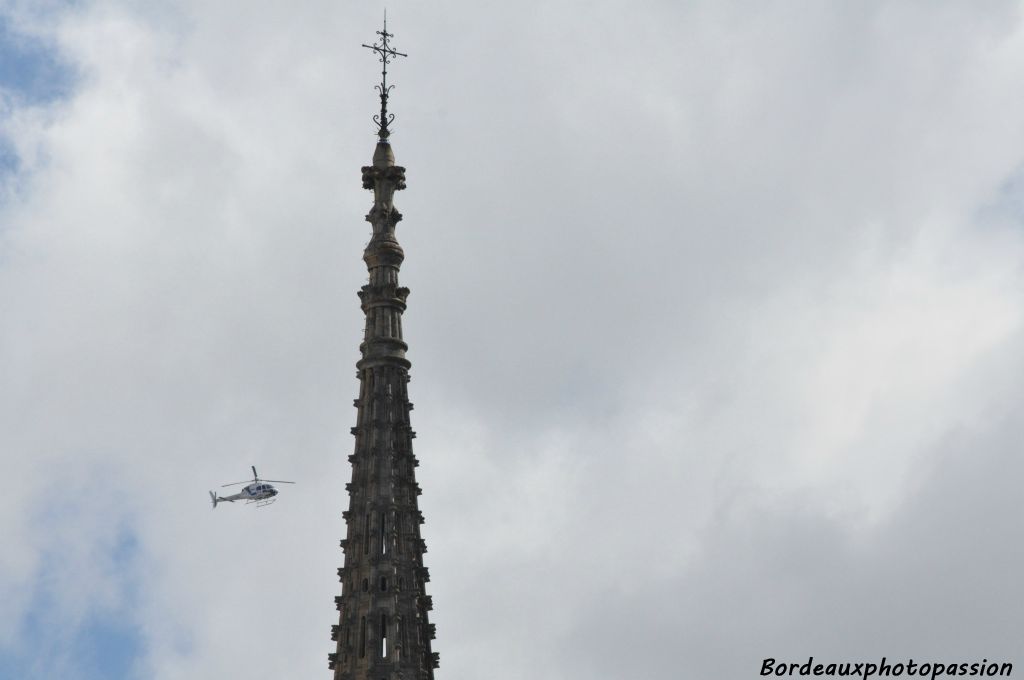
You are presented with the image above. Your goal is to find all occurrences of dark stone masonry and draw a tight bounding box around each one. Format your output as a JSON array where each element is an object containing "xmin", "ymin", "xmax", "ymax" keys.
[{"xmin": 328, "ymin": 20, "xmax": 438, "ymax": 680}]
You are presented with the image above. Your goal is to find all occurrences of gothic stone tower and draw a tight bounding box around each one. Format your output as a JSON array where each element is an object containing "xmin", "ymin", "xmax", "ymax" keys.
[{"xmin": 328, "ymin": 22, "xmax": 439, "ymax": 680}]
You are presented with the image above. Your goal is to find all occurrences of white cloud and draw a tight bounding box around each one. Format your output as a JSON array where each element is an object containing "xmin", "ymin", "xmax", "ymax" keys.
[{"xmin": 2, "ymin": 1, "xmax": 1024, "ymax": 678}]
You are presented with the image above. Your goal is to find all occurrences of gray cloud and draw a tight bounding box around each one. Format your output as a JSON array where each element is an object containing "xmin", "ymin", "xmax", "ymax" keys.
[{"xmin": 1, "ymin": 1, "xmax": 1023, "ymax": 679}]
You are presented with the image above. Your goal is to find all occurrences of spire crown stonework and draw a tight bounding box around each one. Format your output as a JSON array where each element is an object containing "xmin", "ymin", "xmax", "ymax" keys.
[{"xmin": 372, "ymin": 141, "xmax": 395, "ymax": 168}]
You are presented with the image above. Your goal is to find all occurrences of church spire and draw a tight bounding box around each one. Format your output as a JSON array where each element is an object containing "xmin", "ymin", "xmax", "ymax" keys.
[{"xmin": 328, "ymin": 20, "xmax": 438, "ymax": 680}]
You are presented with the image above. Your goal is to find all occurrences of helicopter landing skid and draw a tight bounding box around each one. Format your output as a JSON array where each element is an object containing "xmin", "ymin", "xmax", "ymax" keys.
[{"xmin": 247, "ymin": 497, "xmax": 277, "ymax": 508}]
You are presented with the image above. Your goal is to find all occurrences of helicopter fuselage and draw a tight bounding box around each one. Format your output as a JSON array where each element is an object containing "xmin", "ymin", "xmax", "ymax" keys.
[
  {"xmin": 211, "ymin": 483, "xmax": 279, "ymax": 507},
  {"xmin": 210, "ymin": 467, "xmax": 294, "ymax": 509}
]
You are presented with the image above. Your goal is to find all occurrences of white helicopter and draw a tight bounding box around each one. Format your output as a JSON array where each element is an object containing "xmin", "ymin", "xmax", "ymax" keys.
[{"xmin": 210, "ymin": 466, "xmax": 295, "ymax": 508}]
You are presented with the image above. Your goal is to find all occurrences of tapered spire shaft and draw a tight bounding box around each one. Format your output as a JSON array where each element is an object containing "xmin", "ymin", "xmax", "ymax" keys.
[{"xmin": 329, "ymin": 20, "xmax": 438, "ymax": 680}]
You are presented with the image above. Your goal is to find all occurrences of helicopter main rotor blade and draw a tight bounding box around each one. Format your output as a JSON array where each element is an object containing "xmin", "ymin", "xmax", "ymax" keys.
[
  {"xmin": 262, "ymin": 479, "xmax": 296, "ymax": 484},
  {"xmin": 252, "ymin": 465, "xmax": 258, "ymax": 481},
  {"xmin": 221, "ymin": 480, "xmax": 250, "ymax": 487}
]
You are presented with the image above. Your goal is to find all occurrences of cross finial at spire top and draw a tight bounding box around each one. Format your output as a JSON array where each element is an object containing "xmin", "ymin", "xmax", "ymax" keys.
[{"xmin": 362, "ymin": 12, "xmax": 408, "ymax": 143}]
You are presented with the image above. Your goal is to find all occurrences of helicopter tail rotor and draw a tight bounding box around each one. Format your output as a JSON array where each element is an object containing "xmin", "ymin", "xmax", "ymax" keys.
[{"xmin": 209, "ymin": 490, "xmax": 219, "ymax": 509}]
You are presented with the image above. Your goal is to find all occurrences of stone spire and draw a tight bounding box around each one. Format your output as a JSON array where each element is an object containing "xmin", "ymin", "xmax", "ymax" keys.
[{"xmin": 328, "ymin": 20, "xmax": 439, "ymax": 680}]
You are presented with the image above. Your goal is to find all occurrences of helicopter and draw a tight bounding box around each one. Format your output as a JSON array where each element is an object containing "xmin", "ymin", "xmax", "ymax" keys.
[{"xmin": 209, "ymin": 466, "xmax": 295, "ymax": 508}]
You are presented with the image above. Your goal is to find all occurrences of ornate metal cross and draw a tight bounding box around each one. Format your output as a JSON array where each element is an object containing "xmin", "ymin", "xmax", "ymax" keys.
[{"xmin": 362, "ymin": 14, "xmax": 408, "ymax": 141}]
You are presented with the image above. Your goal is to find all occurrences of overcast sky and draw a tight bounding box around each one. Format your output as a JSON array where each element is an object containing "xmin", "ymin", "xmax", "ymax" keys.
[{"xmin": 2, "ymin": 1, "xmax": 1024, "ymax": 679}]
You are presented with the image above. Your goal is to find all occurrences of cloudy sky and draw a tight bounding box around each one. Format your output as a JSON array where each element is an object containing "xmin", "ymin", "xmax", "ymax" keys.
[{"xmin": 2, "ymin": 1, "xmax": 1024, "ymax": 678}]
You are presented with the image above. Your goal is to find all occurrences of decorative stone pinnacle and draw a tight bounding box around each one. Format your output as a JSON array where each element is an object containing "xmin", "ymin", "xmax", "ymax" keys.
[{"xmin": 362, "ymin": 12, "xmax": 408, "ymax": 143}]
